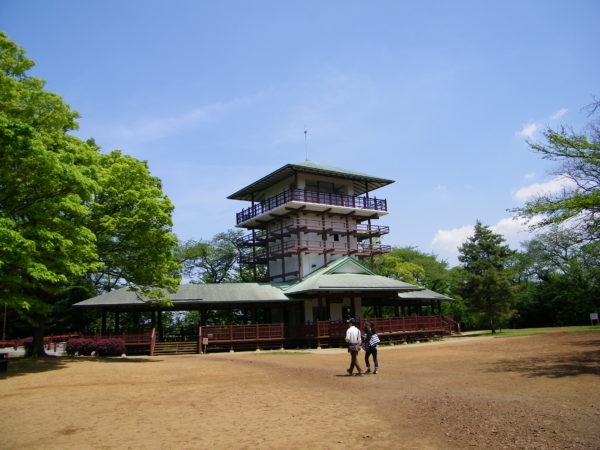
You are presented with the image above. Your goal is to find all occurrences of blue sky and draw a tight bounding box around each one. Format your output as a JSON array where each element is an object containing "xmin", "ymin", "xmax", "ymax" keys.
[{"xmin": 2, "ymin": 1, "xmax": 599, "ymax": 265}]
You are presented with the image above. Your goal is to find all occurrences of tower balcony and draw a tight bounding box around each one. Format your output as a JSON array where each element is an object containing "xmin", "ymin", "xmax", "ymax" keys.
[
  {"xmin": 235, "ymin": 188, "xmax": 388, "ymax": 227},
  {"xmin": 238, "ymin": 219, "xmax": 390, "ymax": 247},
  {"xmin": 238, "ymin": 240, "xmax": 391, "ymax": 264}
]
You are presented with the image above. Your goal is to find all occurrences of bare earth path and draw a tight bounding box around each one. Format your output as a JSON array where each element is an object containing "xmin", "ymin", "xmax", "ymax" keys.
[{"xmin": 1, "ymin": 330, "xmax": 599, "ymax": 449}]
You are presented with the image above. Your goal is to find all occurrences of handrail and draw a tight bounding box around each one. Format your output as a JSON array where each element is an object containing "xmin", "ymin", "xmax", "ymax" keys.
[
  {"xmin": 238, "ymin": 220, "xmax": 390, "ymax": 247},
  {"xmin": 236, "ymin": 189, "xmax": 387, "ymax": 224}
]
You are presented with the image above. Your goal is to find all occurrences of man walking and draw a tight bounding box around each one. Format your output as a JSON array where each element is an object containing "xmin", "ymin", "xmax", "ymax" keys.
[{"xmin": 345, "ymin": 318, "xmax": 364, "ymax": 376}]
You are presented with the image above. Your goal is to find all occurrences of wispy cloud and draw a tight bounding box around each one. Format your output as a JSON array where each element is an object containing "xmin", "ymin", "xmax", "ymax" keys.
[
  {"xmin": 550, "ymin": 108, "xmax": 568, "ymax": 120},
  {"xmin": 91, "ymin": 93, "xmax": 265, "ymax": 149},
  {"xmin": 517, "ymin": 123, "xmax": 538, "ymax": 139},
  {"xmin": 516, "ymin": 108, "xmax": 568, "ymax": 140},
  {"xmin": 524, "ymin": 172, "xmax": 536, "ymax": 180},
  {"xmin": 513, "ymin": 175, "xmax": 575, "ymax": 202}
]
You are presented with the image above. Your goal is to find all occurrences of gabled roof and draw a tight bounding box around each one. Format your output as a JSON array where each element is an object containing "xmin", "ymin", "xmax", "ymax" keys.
[
  {"xmin": 74, "ymin": 258, "xmax": 438, "ymax": 308},
  {"xmin": 398, "ymin": 288, "xmax": 455, "ymax": 302},
  {"xmin": 283, "ymin": 256, "xmax": 423, "ymax": 295},
  {"xmin": 74, "ymin": 283, "xmax": 290, "ymax": 307},
  {"xmin": 228, "ymin": 160, "xmax": 394, "ymax": 201}
]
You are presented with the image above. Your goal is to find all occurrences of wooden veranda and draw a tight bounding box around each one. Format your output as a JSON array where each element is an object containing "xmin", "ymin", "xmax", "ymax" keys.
[{"xmin": 82, "ymin": 315, "xmax": 459, "ymax": 355}]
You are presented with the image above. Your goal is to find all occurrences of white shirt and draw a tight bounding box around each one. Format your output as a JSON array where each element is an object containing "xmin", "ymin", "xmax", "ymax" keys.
[{"xmin": 345, "ymin": 325, "xmax": 361, "ymax": 345}]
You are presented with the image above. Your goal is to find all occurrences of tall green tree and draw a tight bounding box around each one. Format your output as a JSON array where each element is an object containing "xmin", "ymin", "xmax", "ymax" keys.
[
  {"xmin": 457, "ymin": 221, "xmax": 515, "ymax": 333},
  {"xmin": 513, "ymin": 101, "xmax": 600, "ymax": 243},
  {"xmin": 0, "ymin": 33, "xmax": 180, "ymax": 352},
  {"xmin": 0, "ymin": 32, "xmax": 101, "ymax": 351},
  {"xmin": 88, "ymin": 149, "xmax": 180, "ymax": 298}
]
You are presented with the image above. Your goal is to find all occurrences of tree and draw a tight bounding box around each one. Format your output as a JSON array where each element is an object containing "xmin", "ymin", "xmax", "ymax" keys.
[
  {"xmin": 87, "ymin": 149, "xmax": 180, "ymax": 299},
  {"xmin": 511, "ymin": 228, "xmax": 600, "ymax": 327},
  {"xmin": 457, "ymin": 221, "xmax": 515, "ymax": 333},
  {"xmin": 373, "ymin": 247, "xmax": 450, "ymax": 291},
  {"xmin": 513, "ymin": 101, "xmax": 600, "ymax": 243},
  {"xmin": 0, "ymin": 33, "xmax": 180, "ymax": 353},
  {"xmin": 176, "ymin": 230, "xmax": 246, "ymax": 283},
  {"xmin": 0, "ymin": 32, "xmax": 101, "ymax": 353}
]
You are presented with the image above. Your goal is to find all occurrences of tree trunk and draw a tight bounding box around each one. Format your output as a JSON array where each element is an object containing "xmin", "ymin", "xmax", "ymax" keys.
[{"xmin": 30, "ymin": 316, "xmax": 48, "ymax": 357}]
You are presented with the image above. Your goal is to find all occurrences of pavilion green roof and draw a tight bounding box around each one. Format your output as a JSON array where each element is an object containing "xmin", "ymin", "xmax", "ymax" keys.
[
  {"xmin": 228, "ymin": 160, "xmax": 394, "ymax": 201},
  {"xmin": 283, "ymin": 256, "xmax": 423, "ymax": 295}
]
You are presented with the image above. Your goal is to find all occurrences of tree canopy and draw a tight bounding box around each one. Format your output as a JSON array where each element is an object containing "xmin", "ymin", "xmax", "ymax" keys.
[
  {"xmin": 0, "ymin": 32, "xmax": 180, "ymax": 351},
  {"xmin": 513, "ymin": 102, "xmax": 600, "ymax": 243},
  {"xmin": 0, "ymin": 32, "xmax": 100, "ymax": 321},
  {"xmin": 457, "ymin": 221, "xmax": 515, "ymax": 333}
]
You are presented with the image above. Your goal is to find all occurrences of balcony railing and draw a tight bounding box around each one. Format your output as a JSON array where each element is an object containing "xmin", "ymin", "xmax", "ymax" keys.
[
  {"xmin": 238, "ymin": 239, "xmax": 391, "ymax": 264},
  {"xmin": 238, "ymin": 219, "xmax": 390, "ymax": 247},
  {"xmin": 236, "ymin": 189, "xmax": 387, "ymax": 224}
]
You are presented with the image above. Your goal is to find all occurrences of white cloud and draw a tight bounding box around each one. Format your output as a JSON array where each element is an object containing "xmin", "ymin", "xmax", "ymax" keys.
[
  {"xmin": 517, "ymin": 123, "xmax": 538, "ymax": 139},
  {"xmin": 524, "ymin": 172, "xmax": 536, "ymax": 180},
  {"xmin": 550, "ymin": 108, "xmax": 568, "ymax": 120},
  {"xmin": 430, "ymin": 216, "xmax": 542, "ymax": 264},
  {"xmin": 430, "ymin": 225, "xmax": 474, "ymax": 252},
  {"xmin": 490, "ymin": 216, "xmax": 539, "ymax": 241},
  {"xmin": 516, "ymin": 108, "xmax": 568, "ymax": 140},
  {"xmin": 513, "ymin": 175, "xmax": 575, "ymax": 203}
]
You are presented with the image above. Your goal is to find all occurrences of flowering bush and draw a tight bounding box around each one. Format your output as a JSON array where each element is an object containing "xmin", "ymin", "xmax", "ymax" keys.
[
  {"xmin": 95, "ymin": 338, "xmax": 126, "ymax": 356},
  {"xmin": 66, "ymin": 338, "xmax": 97, "ymax": 356}
]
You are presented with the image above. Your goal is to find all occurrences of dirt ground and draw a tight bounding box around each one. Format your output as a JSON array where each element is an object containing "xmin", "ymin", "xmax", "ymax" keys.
[{"xmin": 1, "ymin": 329, "xmax": 599, "ymax": 449}]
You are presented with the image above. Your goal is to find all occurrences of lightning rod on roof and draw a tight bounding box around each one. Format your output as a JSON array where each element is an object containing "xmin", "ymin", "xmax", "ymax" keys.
[{"xmin": 304, "ymin": 126, "xmax": 308, "ymax": 160}]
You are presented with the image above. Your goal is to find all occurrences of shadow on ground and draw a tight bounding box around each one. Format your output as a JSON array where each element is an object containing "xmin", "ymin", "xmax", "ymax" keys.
[
  {"xmin": 489, "ymin": 350, "xmax": 600, "ymax": 378},
  {"xmin": 0, "ymin": 355, "xmax": 159, "ymax": 380}
]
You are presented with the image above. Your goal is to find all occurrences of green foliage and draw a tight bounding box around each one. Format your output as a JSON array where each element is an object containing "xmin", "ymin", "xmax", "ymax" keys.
[
  {"xmin": 176, "ymin": 229, "xmax": 247, "ymax": 283},
  {"xmin": 512, "ymin": 101, "xmax": 600, "ymax": 243},
  {"xmin": 88, "ymin": 149, "xmax": 181, "ymax": 298},
  {"xmin": 458, "ymin": 221, "xmax": 515, "ymax": 333},
  {"xmin": 0, "ymin": 33, "xmax": 181, "ymax": 344},
  {"xmin": 510, "ymin": 228, "xmax": 600, "ymax": 327},
  {"xmin": 0, "ymin": 32, "xmax": 100, "ymax": 322},
  {"xmin": 373, "ymin": 247, "xmax": 450, "ymax": 291}
]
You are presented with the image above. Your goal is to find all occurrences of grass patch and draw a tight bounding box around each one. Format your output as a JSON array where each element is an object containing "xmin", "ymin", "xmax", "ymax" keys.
[{"xmin": 464, "ymin": 325, "xmax": 600, "ymax": 338}]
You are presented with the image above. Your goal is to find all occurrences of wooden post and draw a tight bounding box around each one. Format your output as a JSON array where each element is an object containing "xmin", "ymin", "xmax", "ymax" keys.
[
  {"xmin": 101, "ymin": 309, "xmax": 107, "ymax": 336},
  {"xmin": 197, "ymin": 326, "xmax": 202, "ymax": 354},
  {"xmin": 316, "ymin": 320, "xmax": 321, "ymax": 349},
  {"xmin": 280, "ymin": 220, "xmax": 286, "ymax": 281},
  {"xmin": 157, "ymin": 311, "xmax": 163, "ymax": 340},
  {"xmin": 252, "ymin": 228, "xmax": 257, "ymax": 281},
  {"xmin": 256, "ymin": 323, "xmax": 260, "ymax": 350},
  {"xmin": 149, "ymin": 328, "xmax": 156, "ymax": 356},
  {"xmin": 114, "ymin": 311, "xmax": 120, "ymax": 334}
]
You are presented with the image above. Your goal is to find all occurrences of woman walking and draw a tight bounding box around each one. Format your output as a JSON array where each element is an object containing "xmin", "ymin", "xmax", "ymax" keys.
[{"xmin": 364, "ymin": 321, "xmax": 380, "ymax": 374}]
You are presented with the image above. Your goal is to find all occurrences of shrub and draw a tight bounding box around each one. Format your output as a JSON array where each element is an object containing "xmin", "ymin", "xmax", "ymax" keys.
[
  {"xmin": 95, "ymin": 338, "xmax": 126, "ymax": 356},
  {"xmin": 66, "ymin": 338, "xmax": 96, "ymax": 356}
]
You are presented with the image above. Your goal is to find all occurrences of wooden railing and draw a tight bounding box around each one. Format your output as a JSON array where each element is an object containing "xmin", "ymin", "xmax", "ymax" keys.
[
  {"xmin": 238, "ymin": 239, "xmax": 391, "ymax": 264},
  {"xmin": 198, "ymin": 315, "xmax": 454, "ymax": 351},
  {"xmin": 238, "ymin": 220, "xmax": 390, "ymax": 247},
  {"xmin": 236, "ymin": 189, "xmax": 388, "ymax": 224}
]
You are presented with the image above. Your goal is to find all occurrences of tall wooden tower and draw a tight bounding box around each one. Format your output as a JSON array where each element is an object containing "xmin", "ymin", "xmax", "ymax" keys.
[{"xmin": 228, "ymin": 161, "xmax": 393, "ymax": 282}]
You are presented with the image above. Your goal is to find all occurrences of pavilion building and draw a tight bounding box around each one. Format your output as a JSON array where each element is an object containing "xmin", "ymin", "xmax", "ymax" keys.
[{"xmin": 75, "ymin": 161, "xmax": 456, "ymax": 353}]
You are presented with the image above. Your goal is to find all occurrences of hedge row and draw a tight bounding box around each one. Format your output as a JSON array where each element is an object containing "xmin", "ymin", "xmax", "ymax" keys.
[{"xmin": 66, "ymin": 338, "xmax": 126, "ymax": 356}]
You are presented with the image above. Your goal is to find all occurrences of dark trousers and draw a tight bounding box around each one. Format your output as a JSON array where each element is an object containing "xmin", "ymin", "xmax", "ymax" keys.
[
  {"xmin": 365, "ymin": 346, "xmax": 378, "ymax": 369},
  {"xmin": 348, "ymin": 350, "xmax": 363, "ymax": 373}
]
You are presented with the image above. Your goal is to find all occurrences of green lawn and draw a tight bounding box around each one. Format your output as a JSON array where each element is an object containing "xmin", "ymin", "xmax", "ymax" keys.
[{"xmin": 464, "ymin": 325, "xmax": 600, "ymax": 338}]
